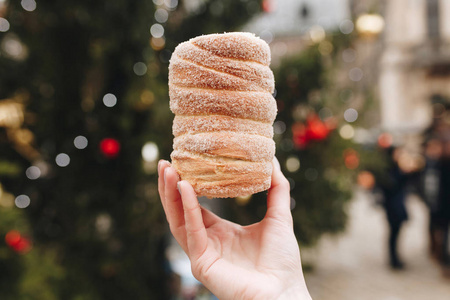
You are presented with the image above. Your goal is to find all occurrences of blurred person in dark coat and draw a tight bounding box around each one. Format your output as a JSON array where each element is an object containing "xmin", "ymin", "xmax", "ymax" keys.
[{"xmin": 380, "ymin": 147, "xmax": 410, "ymax": 269}]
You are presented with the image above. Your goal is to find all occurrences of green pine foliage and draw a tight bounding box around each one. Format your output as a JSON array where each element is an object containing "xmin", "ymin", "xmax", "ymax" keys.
[{"xmin": 0, "ymin": 0, "xmax": 262, "ymax": 299}]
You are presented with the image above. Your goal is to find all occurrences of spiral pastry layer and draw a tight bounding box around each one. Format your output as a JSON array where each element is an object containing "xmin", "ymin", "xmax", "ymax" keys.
[{"xmin": 169, "ymin": 32, "xmax": 277, "ymax": 198}]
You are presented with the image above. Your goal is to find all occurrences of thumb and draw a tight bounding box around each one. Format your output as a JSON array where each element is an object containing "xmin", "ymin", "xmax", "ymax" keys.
[{"xmin": 265, "ymin": 157, "xmax": 293, "ymax": 223}]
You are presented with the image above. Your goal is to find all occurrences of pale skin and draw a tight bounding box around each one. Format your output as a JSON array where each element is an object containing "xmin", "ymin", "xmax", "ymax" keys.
[{"xmin": 158, "ymin": 158, "xmax": 312, "ymax": 300}]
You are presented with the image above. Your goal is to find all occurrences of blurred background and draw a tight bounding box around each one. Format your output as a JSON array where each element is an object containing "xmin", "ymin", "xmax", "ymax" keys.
[{"xmin": 0, "ymin": 0, "xmax": 449, "ymax": 299}]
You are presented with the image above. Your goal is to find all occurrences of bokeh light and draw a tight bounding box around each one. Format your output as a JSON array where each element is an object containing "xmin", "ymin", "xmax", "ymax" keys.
[
  {"xmin": 155, "ymin": 8, "xmax": 169, "ymax": 23},
  {"xmin": 34, "ymin": 160, "xmax": 50, "ymax": 177},
  {"xmin": 339, "ymin": 19, "xmax": 354, "ymax": 34},
  {"xmin": 15, "ymin": 194, "xmax": 31, "ymax": 208},
  {"xmin": 142, "ymin": 142, "xmax": 159, "ymax": 162},
  {"xmin": 55, "ymin": 153, "xmax": 70, "ymax": 167},
  {"xmin": 74, "ymin": 135, "xmax": 88, "ymax": 149},
  {"xmin": 150, "ymin": 24, "xmax": 164, "ymax": 38},
  {"xmin": 290, "ymin": 197, "xmax": 296, "ymax": 210},
  {"xmin": 151, "ymin": 37, "xmax": 166, "ymax": 50},
  {"xmin": 164, "ymin": 0, "xmax": 178, "ymax": 10},
  {"xmin": 5, "ymin": 230, "xmax": 32, "ymax": 253},
  {"xmin": 357, "ymin": 171, "xmax": 375, "ymax": 189},
  {"xmin": 5, "ymin": 230, "xmax": 21, "ymax": 246},
  {"xmin": 343, "ymin": 148, "xmax": 359, "ymax": 169},
  {"xmin": 339, "ymin": 124, "xmax": 355, "ymax": 139},
  {"xmin": 140, "ymin": 90, "xmax": 155, "ymax": 107},
  {"xmin": 273, "ymin": 120, "xmax": 286, "ymax": 135},
  {"xmin": 356, "ymin": 14, "xmax": 385, "ymax": 37},
  {"xmin": 95, "ymin": 213, "xmax": 112, "ymax": 237},
  {"xmin": 349, "ymin": 67, "xmax": 363, "ymax": 81},
  {"xmin": 25, "ymin": 166, "xmax": 41, "ymax": 180},
  {"xmin": 344, "ymin": 108, "xmax": 358, "ymax": 123},
  {"xmin": 1, "ymin": 35, "xmax": 29, "ymax": 61},
  {"xmin": 21, "ymin": 0, "xmax": 36, "ymax": 12},
  {"xmin": 0, "ymin": 17, "xmax": 10, "ymax": 32},
  {"xmin": 378, "ymin": 132, "xmax": 393, "ymax": 148},
  {"xmin": 103, "ymin": 93, "xmax": 117, "ymax": 107},
  {"xmin": 309, "ymin": 25, "xmax": 326, "ymax": 43},
  {"xmin": 287, "ymin": 177, "xmax": 295, "ymax": 191},
  {"xmin": 286, "ymin": 156, "xmax": 300, "ymax": 173},
  {"xmin": 100, "ymin": 138, "xmax": 121, "ymax": 158},
  {"xmin": 133, "ymin": 62, "xmax": 148, "ymax": 76}
]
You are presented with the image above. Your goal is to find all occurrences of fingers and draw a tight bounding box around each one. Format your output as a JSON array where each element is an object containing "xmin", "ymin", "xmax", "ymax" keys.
[
  {"xmin": 158, "ymin": 160, "xmax": 188, "ymax": 251},
  {"xmin": 265, "ymin": 157, "xmax": 293, "ymax": 223},
  {"xmin": 163, "ymin": 166, "xmax": 189, "ymax": 250},
  {"xmin": 158, "ymin": 160, "xmax": 171, "ymax": 210},
  {"xmin": 178, "ymin": 180, "xmax": 208, "ymax": 260},
  {"xmin": 158, "ymin": 160, "xmax": 211, "ymax": 259}
]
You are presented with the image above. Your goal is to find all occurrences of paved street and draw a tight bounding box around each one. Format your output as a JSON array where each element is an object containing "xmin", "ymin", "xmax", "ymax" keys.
[{"xmin": 303, "ymin": 189, "xmax": 450, "ymax": 300}]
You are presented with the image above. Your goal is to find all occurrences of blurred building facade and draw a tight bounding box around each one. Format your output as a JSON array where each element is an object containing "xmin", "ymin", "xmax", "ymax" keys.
[
  {"xmin": 244, "ymin": 0, "xmax": 351, "ymax": 65},
  {"xmin": 245, "ymin": 0, "xmax": 450, "ymax": 148},
  {"xmin": 379, "ymin": 0, "xmax": 450, "ymax": 141}
]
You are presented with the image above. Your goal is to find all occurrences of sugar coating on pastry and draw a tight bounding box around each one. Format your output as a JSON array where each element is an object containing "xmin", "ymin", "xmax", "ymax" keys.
[
  {"xmin": 173, "ymin": 115, "xmax": 274, "ymax": 139},
  {"xmin": 169, "ymin": 32, "xmax": 277, "ymax": 198}
]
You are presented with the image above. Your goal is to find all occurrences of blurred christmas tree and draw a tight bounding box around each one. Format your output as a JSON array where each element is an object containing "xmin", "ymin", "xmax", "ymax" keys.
[
  {"xmin": 230, "ymin": 32, "xmax": 381, "ymax": 246},
  {"xmin": 272, "ymin": 44, "xmax": 355, "ymax": 245},
  {"xmin": 0, "ymin": 0, "xmax": 261, "ymax": 299}
]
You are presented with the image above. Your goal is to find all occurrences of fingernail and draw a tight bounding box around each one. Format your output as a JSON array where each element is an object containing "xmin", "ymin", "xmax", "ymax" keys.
[
  {"xmin": 272, "ymin": 156, "xmax": 281, "ymax": 170},
  {"xmin": 158, "ymin": 160, "xmax": 163, "ymax": 175},
  {"xmin": 177, "ymin": 181, "xmax": 182, "ymax": 195},
  {"xmin": 164, "ymin": 167, "xmax": 169, "ymax": 183}
]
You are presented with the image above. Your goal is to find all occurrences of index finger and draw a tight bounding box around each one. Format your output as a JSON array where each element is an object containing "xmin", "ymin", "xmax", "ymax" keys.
[{"xmin": 265, "ymin": 157, "xmax": 293, "ymax": 223}]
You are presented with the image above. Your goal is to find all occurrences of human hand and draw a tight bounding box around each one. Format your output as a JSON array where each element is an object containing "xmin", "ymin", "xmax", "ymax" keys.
[{"xmin": 158, "ymin": 158, "xmax": 311, "ymax": 300}]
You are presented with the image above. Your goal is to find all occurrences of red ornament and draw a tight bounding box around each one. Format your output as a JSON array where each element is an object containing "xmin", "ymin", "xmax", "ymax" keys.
[
  {"xmin": 292, "ymin": 114, "xmax": 333, "ymax": 149},
  {"xmin": 306, "ymin": 115, "xmax": 330, "ymax": 141},
  {"xmin": 5, "ymin": 230, "xmax": 32, "ymax": 254},
  {"xmin": 5, "ymin": 230, "xmax": 21, "ymax": 247},
  {"xmin": 100, "ymin": 138, "xmax": 121, "ymax": 158}
]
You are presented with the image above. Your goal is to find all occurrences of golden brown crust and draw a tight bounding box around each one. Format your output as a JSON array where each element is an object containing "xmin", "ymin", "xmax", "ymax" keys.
[
  {"xmin": 171, "ymin": 150, "xmax": 272, "ymax": 198},
  {"xmin": 169, "ymin": 54, "xmax": 268, "ymax": 92},
  {"xmin": 190, "ymin": 32, "xmax": 271, "ymax": 66},
  {"xmin": 173, "ymin": 131, "xmax": 275, "ymax": 161},
  {"xmin": 168, "ymin": 32, "xmax": 276, "ymax": 198},
  {"xmin": 173, "ymin": 115, "xmax": 274, "ymax": 138},
  {"xmin": 173, "ymin": 41, "xmax": 274, "ymax": 92},
  {"xmin": 169, "ymin": 86, "xmax": 277, "ymax": 123}
]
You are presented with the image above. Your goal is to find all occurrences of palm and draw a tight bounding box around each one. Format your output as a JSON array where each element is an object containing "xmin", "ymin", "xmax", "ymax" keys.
[
  {"xmin": 194, "ymin": 213, "xmax": 301, "ymax": 299},
  {"xmin": 158, "ymin": 159, "xmax": 308, "ymax": 300}
]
